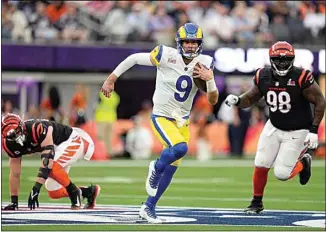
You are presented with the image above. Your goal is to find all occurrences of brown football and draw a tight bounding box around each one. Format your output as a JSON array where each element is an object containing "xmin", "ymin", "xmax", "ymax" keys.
[{"xmin": 193, "ymin": 62, "xmax": 207, "ymax": 92}]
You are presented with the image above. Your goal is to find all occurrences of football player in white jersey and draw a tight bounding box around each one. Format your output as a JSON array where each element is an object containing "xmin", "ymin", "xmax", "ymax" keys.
[{"xmin": 101, "ymin": 23, "xmax": 219, "ymax": 223}]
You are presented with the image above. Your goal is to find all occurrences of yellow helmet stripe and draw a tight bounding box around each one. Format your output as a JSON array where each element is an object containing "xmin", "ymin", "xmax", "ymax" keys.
[
  {"xmin": 196, "ymin": 27, "xmax": 203, "ymax": 39},
  {"xmin": 179, "ymin": 27, "xmax": 187, "ymax": 39}
]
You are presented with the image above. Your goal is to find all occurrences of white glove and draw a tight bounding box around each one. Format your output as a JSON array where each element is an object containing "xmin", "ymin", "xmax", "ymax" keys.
[
  {"xmin": 225, "ymin": 94, "xmax": 240, "ymax": 107},
  {"xmin": 304, "ymin": 132, "xmax": 318, "ymax": 149}
]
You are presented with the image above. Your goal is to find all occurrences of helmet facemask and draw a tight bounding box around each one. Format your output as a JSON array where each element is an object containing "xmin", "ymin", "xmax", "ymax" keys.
[
  {"xmin": 6, "ymin": 128, "xmax": 25, "ymax": 146},
  {"xmin": 270, "ymin": 55, "xmax": 294, "ymax": 76},
  {"xmin": 177, "ymin": 39, "xmax": 203, "ymax": 59}
]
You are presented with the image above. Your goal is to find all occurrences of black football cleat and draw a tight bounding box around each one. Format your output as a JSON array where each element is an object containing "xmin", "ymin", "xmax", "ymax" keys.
[
  {"xmin": 84, "ymin": 184, "xmax": 101, "ymax": 209},
  {"xmin": 244, "ymin": 199, "xmax": 264, "ymax": 214},
  {"xmin": 299, "ymin": 153, "xmax": 312, "ymax": 185}
]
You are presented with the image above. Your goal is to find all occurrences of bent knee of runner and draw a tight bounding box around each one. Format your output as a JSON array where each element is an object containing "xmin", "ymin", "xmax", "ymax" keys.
[
  {"xmin": 274, "ymin": 165, "xmax": 291, "ymax": 181},
  {"xmin": 172, "ymin": 142, "xmax": 188, "ymax": 159}
]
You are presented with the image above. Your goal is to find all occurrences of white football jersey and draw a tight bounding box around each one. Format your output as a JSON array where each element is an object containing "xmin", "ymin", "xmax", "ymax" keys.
[{"xmin": 150, "ymin": 45, "xmax": 214, "ymax": 118}]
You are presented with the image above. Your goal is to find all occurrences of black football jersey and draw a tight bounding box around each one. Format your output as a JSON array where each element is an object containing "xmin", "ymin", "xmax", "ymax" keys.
[
  {"xmin": 254, "ymin": 67, "xmax": 314, "ymax": 131},
  {"xmin": 2, "ymin": 119, "xmax": 73, "ymax": 158}
]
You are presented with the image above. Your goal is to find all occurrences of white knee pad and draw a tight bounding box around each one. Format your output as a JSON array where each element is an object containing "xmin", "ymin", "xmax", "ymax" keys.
[
  {"xmin": 273, "ymin": 166, "xmax": 291, "ymax": 181},
  {"xmin": 45, "ymin": 177, "xmax": 63, "ymax": 191}
]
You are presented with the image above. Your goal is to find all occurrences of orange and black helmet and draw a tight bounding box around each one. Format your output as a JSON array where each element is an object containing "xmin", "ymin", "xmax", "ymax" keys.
[{"xmin": 269, "ymin": 41, "xmax": 295, "ymax": 76}]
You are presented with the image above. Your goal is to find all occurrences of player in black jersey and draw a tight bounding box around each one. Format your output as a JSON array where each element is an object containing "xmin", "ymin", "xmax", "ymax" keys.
[
  {"xmin": 1, "ymin": 113, "xmax": 100, "ymax": 210},
  {"xmin": 225, "ymin": 41, "xmax": 326, "ymax": 214}
]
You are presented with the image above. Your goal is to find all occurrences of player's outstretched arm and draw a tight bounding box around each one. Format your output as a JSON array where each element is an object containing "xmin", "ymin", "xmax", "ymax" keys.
[
  {"xmin": 9, "ymin": 157, "xmax": 22, "ymax": 197},
  {"xmin": 225, "ymin": 84, "xmax": 262, "ymax": 108},
  {"xmin": 303, "ymin": 82, "xmax": 326, "ymax": 131},
  {"xmin": 28, "ymin": 126, "xmax": 55, "ymax": 210},
  {"xmin": 101, "ymin": 53, "xmax": 153, "ymax": 98},
  {"xmin": 37, "ymin": 126, "xmax": 55, "ymax": 184},
  {"xmin": 3, "ymin": 157, "xmax": 22, "ymax": 210},
  {"xmin": 238, "ymin": 85, "xmax": 262, "ymax": 108}
]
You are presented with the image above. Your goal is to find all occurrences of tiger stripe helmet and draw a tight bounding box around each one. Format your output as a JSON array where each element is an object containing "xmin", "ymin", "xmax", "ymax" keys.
[
  {"xmin": 269, "ymin": 41, "xmax": 295, "ymax": 76},
  {"xmin": 1, "ymin": 113, "xmax": 25, "ymax": 146},
  {"xmin": 175, "ymin": 23, "xmax": 204, "ymax": 59}
]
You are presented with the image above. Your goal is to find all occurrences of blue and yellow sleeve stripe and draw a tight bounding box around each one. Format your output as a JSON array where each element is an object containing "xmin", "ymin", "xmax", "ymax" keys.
[{"xmin": 150, "ymin": 45, "xmax": 163, "ymax": 67}]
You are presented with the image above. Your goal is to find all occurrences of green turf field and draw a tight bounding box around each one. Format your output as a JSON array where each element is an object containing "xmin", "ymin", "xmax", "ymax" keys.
[{"xmin": 1, "ymin": 157, "xmax": 325, "ymax": 231}]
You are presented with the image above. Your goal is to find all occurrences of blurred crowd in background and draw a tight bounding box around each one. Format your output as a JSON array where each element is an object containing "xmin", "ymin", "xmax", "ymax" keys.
[{"xmin": 2, "ymin": 0, "xmax": 326, "ymax": 47}]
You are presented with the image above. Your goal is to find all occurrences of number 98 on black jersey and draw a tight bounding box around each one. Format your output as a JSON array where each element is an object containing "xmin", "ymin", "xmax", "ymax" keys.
[{"xmin": 254, "ymin": 67, "xmax": 314, "ymax": 131}]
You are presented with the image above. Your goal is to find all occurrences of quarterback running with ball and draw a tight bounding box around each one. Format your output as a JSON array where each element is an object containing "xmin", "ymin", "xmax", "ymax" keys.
[
  {"xmin": 225, "ymin": 41, "xmax": 326, "ymax": 214},
  {"xmin": 101, "ymin": 23, "xmax": 219, "ymax": 223}
]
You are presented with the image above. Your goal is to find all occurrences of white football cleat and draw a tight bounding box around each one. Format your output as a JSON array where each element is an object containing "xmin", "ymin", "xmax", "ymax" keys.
[
  {"xmin": 139, "ymin": 203, "xmax": 163, "ymax": 224},
  {"xmin": 146, "ymin": 160, "xmax": 162, "ymax": 197}
]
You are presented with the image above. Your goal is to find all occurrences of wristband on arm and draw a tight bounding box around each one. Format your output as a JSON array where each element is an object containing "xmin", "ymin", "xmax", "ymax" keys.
[
  {"xmin": 309, "ymin": 125, "xmax": 318, "ymax": 134},
  {"xmin": 33, "ymin": 182, "xmax": 43, "ymax": 191},
  {"xmin": 206, "ymin": 79, "xmax": 217, "ymax": 93},
  {"xmin": 235, "ymin": 97, "xmax": 241, "ymax": 106}
]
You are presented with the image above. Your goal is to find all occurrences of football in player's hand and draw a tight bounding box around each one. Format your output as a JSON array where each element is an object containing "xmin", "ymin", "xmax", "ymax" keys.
[{"xmin": 193, "ymin": 62, "xmax": 207, "ymax": 92}]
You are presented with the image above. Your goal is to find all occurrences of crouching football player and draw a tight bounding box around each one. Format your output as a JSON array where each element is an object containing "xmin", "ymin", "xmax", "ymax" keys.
[{"xmin": 1, "ymin": 113, "xmax": 100, "ymax": 210}]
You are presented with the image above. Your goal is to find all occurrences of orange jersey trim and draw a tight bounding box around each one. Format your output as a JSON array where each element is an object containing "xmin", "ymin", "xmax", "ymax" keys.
[
  {"xmin": 298, "ymin": 69, "xmax": 307, "ymax": 88},
  {"xmin": 255, "ymin": 69, "xmax": 262, "ymax": 85}
]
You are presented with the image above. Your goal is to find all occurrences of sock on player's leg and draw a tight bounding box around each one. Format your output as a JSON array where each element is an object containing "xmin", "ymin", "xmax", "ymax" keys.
[
  {"xmin": 49, "ymin": 162, "xmax": 71, "ymax": 188},
  {"xmin": 288, "ymin": 161, "xmax": 303, "ymax": 179},
  {"xmin": 146, "ymin": 165, "xmax": 178, "ymax": 206},
  {"xmin": 155, "ymin": 142, "xmax": 187, "ymax": 174},
  {"xmin": 155, "ymin": 147, "xmax": 173, "ymax": 173},
  {"xmin": 80, "ymin": 186, "xmax": 91, "ymax": 198},
  {"xmin": 253, "ymin": 166, "xmax": 269, "ymax": 198},
  {"xmin": 65, "ymin": 182, "xmax": 80, "ymax": 196}
]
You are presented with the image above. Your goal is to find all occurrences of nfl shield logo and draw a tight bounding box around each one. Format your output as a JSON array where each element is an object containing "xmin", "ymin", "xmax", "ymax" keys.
[{"xmin": 275, "ymin": 82, "xmax": 279, "ymax": 86}]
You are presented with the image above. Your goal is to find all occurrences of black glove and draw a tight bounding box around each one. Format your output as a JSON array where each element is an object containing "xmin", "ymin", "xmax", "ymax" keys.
[
  {"xmin": 28, "ymin": 186, "xmax": 40, "ymax": 210},
  {"xmin": 3, "ymin": 196, "xmax": 18, "ymax": 210}
]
